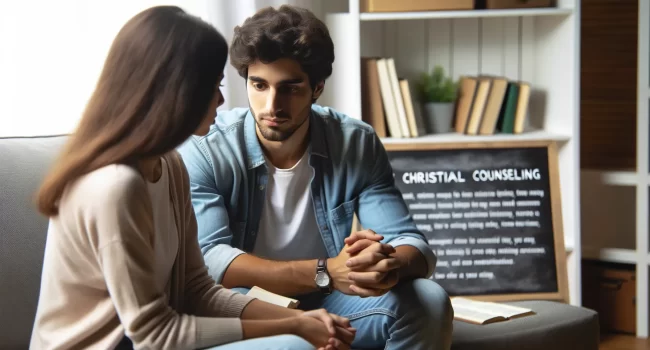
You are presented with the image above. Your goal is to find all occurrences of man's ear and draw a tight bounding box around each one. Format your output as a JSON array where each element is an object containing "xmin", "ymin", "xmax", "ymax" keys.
[{"xmin": 312, "ymin": 81, "xmax": 325, "ymax": 100}]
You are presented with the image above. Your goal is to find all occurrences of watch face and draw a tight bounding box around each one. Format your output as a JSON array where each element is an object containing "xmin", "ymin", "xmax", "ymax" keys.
[{"xmin": 315, "ymin": 272, "xmax": 330, "ymax": 287}]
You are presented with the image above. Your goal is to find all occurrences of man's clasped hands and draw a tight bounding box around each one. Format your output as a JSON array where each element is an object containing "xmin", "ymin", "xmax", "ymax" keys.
[{"xmin": 331, "ymin": 229, "xmax": 401, "ymax": 297}]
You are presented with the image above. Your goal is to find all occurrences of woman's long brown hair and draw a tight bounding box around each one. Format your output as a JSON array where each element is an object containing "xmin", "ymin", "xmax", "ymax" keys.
[{"xmin": 37, "ymin": 6, "xmax": 228, "ymax": 216}]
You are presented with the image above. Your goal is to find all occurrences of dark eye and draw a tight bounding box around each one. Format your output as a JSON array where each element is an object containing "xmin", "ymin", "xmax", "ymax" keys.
[{"xmin": 253, "ymin": 83, "xmax": 266, "ymax": 91}]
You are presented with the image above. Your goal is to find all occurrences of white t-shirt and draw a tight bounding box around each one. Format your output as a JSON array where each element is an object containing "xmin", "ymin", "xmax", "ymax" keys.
[
  {"xmin": 146, "ymin": 157, "xmax": 179, "ymax": 295},
  {"xmin": 253, "ymin": 149, "xmax": 328, "ymax": 261}
]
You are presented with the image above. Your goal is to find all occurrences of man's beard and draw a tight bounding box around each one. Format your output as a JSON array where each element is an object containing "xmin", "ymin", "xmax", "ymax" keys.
[{"xmin": 252, "ymin": 109, "xmax": 308, "ymax": 142}]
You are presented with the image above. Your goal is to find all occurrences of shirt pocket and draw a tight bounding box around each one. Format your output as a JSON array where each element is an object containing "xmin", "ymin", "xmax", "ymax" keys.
[{"xmin": 328, "ymin": 198, "xmax": 358, "ymax": 249}]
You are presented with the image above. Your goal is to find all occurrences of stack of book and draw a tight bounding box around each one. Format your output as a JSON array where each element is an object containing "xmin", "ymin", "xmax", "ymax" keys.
[
  {"xmin": 360, "ymin": 56, "xmax": 427, "ymax": 139},
  {"xmin": 453, "ymin": 75, "xmax": 531, "ymax": 136},
  {"xmin": 360, "ymin": 56, "xmax": 532, "ymax": 138}
]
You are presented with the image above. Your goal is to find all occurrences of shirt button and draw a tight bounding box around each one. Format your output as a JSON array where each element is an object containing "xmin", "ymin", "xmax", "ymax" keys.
[
  {"xmin": 259, "ymin": 185, "xmax": 265, "ymax": 190},
  {"xmin": 251, "ymin": 231, "xmax": 256, "ymax": 236}
]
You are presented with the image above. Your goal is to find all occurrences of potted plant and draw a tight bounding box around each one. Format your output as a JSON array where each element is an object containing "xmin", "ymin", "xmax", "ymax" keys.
[{"xmin": 416, "ymin": 65, "xmax": 458, "ymax": 134}]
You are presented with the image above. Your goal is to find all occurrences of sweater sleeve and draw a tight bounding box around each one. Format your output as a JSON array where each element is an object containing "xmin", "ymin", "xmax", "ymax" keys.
[
  {"xmin": 181, "ymin": 180, "xmax": 256, "ymax": 317},
  {"xmin": 173, "ymin": 151, "xmax": 256, "ymax": 317},
  {"xmin": 92, "ymin": 169, "xmax": 245, "ymax": 350}
]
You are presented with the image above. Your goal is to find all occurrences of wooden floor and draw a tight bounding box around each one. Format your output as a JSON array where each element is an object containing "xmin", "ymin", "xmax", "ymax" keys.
[{"xmin": 600, "ymin": 333, "xmax": 650, "ymax": 349}]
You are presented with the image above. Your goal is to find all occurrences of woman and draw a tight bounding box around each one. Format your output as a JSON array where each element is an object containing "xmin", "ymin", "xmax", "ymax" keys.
[{"xmin": 30, "ymin": 6, "xmax": 354, "ymax": 350}]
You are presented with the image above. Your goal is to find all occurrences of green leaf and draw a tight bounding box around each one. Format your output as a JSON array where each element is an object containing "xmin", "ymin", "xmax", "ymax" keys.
[{"xmin": 416, "ymin": 65, "xmax": 458, "ymax": 103}]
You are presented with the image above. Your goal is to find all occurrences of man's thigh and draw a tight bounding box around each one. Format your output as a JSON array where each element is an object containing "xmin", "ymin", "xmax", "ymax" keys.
[{"xmin": 202, "ymin": 335, "xmax": 315, "ymax": 350}]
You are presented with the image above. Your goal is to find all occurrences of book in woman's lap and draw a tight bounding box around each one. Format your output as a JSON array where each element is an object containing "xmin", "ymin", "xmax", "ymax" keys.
[
  {"xmin": 246, "ymin": 286, "xmax": 300, "ymax": 309},
  {"xmin": 451, "ymin": 297, "xmax": 535, "ymax": 325}
]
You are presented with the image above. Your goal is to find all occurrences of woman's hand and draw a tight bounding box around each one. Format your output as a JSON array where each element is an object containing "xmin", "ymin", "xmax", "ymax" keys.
[{"xmin": 293, "ymin": 309, "xmax": 356, "ymax": 350}]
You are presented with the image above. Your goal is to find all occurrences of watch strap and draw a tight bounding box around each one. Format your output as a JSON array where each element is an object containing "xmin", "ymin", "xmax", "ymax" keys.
[{"xmin": 317, "ymin": 258, "xmax": 326, "ymax": 272}]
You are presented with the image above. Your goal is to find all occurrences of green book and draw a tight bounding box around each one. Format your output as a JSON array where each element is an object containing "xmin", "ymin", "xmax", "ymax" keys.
[{"xmin": 497, "ymin": 82, "xmax": 519, "ymax": 134}]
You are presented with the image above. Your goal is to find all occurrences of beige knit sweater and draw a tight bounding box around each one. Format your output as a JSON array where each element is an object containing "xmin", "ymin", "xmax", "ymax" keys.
[{"xmin": 30, "ymin": 151, "xmax": 255, "ymax": 350}]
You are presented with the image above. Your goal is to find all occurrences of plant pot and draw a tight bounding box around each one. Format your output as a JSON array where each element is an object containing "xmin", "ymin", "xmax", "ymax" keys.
[{"xmin": 423, "ymin": 102, "xmax": 455, "ymax": 134}]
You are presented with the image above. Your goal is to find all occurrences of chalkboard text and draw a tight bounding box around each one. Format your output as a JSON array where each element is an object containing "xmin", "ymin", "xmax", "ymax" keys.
[{"xmin": 401, "ymin": 168, "xmax": 541, "ymax": 185}]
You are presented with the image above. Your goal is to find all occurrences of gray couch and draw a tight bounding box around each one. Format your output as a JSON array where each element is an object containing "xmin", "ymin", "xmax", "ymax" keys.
[{"xmin": 0, "ymin": 135, "xmax": 600, "ymax": 349}]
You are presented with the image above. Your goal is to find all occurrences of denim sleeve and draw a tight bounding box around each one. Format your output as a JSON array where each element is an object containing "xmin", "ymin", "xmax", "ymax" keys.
[
  {"xmin": 356, "ymin": 133, "xmax": 437, "ymax": 278},
  {"xmin": 177, "ymin": 139, "xmax": 245, "ymax": 284}
]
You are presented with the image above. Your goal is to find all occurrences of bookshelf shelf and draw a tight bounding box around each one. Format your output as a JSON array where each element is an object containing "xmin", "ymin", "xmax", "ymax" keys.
[
  {"xmin": 582, "ymin": 246, "xmax": 640, "ymax": 264},
  {"xmin": 359, "ymin": 8, "xmax": 573, "ymax": 21},
  {"xmin": 381, "ymin": 130, "xmax": 570, "ymax": 145},
  {"xmin": 581, "ymin": 169, "xmax": 639, "ymax": 186}
]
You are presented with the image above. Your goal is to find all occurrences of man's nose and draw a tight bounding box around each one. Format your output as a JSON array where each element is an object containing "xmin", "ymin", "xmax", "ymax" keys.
[{"xmin": 265, "ymin": 89, "xmax": 281, "ymax": 113}]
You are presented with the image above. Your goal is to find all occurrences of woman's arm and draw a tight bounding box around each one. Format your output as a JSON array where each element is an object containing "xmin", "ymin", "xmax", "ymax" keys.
[
  {"xmin": 92, "ymin": 171, "xmax": 244, "ymax": 350},
  {"xmin": 241, "ymin": 299, "xmax": 303, "ymax": 319}
]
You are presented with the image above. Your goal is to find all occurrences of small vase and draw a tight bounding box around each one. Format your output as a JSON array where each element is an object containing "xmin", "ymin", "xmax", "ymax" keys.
[{"xmin": 423, "ymin": 102, "xmax": 455, "ymax": 134}]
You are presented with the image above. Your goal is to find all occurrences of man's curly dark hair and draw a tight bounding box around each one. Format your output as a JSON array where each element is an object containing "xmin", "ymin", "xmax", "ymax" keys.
[{"xmin": 229, "ymin": 5, "xmax": 335, "ymax": 90}]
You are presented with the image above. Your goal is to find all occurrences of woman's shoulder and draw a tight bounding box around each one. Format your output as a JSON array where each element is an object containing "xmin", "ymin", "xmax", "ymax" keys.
[
  {"xmin": 62, "ymin": 163, "xmax": 147, "ymax": 210},
  {"xmin": 162, "ymin": 150, "xmax": 190, "ymax": 189}
]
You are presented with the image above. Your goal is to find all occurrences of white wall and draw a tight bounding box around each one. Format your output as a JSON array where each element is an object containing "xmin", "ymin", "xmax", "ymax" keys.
[
  {"xmin": 0, "ymin": 0, "xmax": 339, "ymax": 138},
  {"xmin": 0, "ymin": 0, "xmax": 210, "ymax": 137}
]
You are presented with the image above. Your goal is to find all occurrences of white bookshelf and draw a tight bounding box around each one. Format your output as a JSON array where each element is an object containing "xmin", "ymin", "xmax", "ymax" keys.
[
  {"xmin": 578, "ymin": 0, "xmax": 649, "ymax": 338},
  {"xmin": 321, "ymin": 0, "xmax": 583, "ymax": 309},
  {"xmin": 381, "ymin": 130, "xmax": 571, "ymax": 144},
  {"xmin": 359, "ymin": 7, "xmax": 573, "ymax": 21}
]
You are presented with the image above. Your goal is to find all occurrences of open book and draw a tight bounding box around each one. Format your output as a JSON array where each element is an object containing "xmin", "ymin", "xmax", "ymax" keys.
[
  {"xmin": 451, "ymin": 297, "xmax": 535, "ymax": 325},
  {"xmin": 246, "ymin": 286, "xmax": 300, "ymax": 309}
]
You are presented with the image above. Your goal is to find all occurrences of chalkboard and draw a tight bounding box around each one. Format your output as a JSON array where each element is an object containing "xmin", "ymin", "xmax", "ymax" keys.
[{"xmin": 385, "ymin": 140, "xmax": 568, "ymax": 302}]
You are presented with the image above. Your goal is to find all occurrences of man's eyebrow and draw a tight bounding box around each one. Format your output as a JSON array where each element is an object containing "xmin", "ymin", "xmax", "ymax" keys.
[
  {"xmin": 248, "ymin": 76, "xmax": 266, "ymax": 83},
  {"xmin": 248, "ymin": 76, "xmax": 304, "ymax": 85}
]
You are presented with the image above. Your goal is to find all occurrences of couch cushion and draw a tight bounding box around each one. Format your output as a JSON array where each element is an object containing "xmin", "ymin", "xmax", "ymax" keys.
[
  {"xmin": 0, "ymin": 135, "xmax": 68, "ymax": 348},
  {"xmin": 451, "ymin": 300, "xmax": 599, "ymax": 350}
]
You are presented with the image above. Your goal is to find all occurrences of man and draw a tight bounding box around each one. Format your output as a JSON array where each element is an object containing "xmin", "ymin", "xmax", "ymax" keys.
[{"xmin": 178, "ymin": 5, "xmax": 453, "ymax": 349}]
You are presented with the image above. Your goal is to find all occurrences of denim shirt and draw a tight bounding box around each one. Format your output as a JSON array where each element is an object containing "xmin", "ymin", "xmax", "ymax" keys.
[{"xmin": 177, "ymin": 104, "xmax": 436, "ymax": 283}]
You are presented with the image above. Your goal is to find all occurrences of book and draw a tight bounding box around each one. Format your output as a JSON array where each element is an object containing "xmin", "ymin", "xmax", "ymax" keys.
[
  {"xmin": 454, "ymin": 76, "xmax": 478, "ymax": 134},
  {"xmin": 465, "ymin": 78, "xmax": 492, "ymax": 135},
  {"xmin": 496, "ymin": 82, "xmax": 520, "ymax": 134},
  {"xmin": 478, "ymin": 77, "xmax": 509, "ymax": 135},
  {"xmin": 451, "ymin": 297, "xmax": 535, "ymax": 325},
  {"xmin": 513, "ymin": 82, "xmax": 531, "ymax": 134},
  {"xmin": 246, "ymin": 286, "xmax": 300, "ymax": 309},
  {"xmin": 360, "ymin": 57, "xmax": 387, "ymax": 137},
  {"xmin": 399, "ymin": 79, "xmax": 427, "ymax": 137},
  {"xmin": 375, "ymin": 58, "xmax": 404, "ymax": 138}
]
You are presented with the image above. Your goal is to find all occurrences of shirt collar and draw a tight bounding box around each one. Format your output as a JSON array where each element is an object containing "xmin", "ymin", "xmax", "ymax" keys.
[{"xmin": 244, "ymin": 108, "xmax": 329, "ymax": 170}]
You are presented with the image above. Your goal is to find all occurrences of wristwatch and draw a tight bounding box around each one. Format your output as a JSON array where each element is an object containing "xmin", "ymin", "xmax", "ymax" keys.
[{"xmin": 314, "ymin": 258, "xmax": 333, "ymax": 295}]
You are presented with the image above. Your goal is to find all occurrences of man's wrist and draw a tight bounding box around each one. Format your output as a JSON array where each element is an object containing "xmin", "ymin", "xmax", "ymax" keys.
[{"xmin": 286, "ymin": 259, "xmax": 322, "ymax": 293}]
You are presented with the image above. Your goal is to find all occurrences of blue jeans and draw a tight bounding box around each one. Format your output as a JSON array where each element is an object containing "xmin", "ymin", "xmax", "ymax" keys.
[
  {"xmin": 233, "ymin": 278, "xmax": 453, "ymax": 350},
  {"xmin": 204, "ymin": 335, "xmax": 315, "ymax": 350}
]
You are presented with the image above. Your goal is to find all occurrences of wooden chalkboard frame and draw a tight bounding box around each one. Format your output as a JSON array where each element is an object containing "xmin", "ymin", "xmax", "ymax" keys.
[{"xmin": 383, "ymin": 139, "xmax": 569, "ymax": 303}]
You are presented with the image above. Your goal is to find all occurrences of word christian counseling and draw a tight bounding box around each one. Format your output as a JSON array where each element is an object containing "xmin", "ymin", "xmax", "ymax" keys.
[{"xmin": 401, "ymin": 168, "xmax": 542, "ymax": 185}]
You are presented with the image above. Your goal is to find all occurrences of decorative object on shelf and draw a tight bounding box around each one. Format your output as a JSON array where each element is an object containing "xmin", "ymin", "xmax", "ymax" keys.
[
  {"xmin": 416, "ymin": 65, "xmax": 458, "ymax": 134},
  {"xmin": 475, "ymin": 0, "xmax": 554, "ymax": 10},
  {"xmin": 360, "ymin": 0, "xmax": 473, "ymax": 13}
]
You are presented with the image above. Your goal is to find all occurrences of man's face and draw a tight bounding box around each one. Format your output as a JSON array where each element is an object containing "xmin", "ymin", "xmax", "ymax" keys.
[{"xmin": 247, "ymin": 58, "xmax": 322, "ymax": 142}]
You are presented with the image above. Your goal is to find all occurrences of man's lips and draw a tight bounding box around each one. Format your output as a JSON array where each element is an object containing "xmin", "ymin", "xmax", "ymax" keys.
[{"xmin": 262, "ymin": 118, "xmax": 288, "ymax": 127}]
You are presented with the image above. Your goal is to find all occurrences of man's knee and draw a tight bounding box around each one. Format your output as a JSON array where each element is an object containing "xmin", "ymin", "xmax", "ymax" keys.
[
  {"xmin": 395, "ymin": 278, "xmax": 453, "ymax": 322},
  {"xmin": 413, "ymin": 279, "xmax": 453, "ymax": 321}
]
